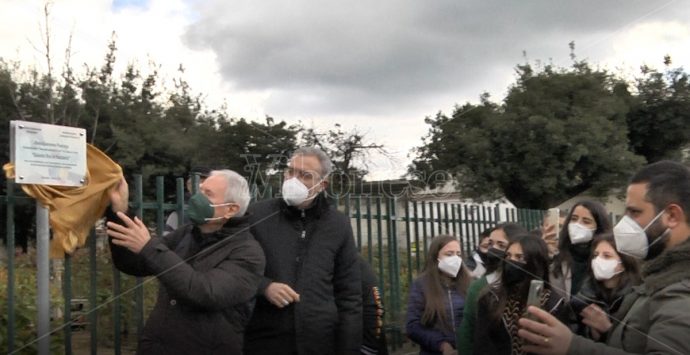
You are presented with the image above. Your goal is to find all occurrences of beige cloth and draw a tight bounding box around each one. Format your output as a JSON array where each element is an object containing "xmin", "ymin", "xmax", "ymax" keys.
[{"xmin": 4, "ymin": 144, "xmax": 122, "ymax": 258}]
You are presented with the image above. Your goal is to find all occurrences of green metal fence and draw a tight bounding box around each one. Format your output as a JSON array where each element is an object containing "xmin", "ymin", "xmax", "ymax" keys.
[{"xmin": 1, "ymin": 175, "xmax": 545, "ymax": 354}]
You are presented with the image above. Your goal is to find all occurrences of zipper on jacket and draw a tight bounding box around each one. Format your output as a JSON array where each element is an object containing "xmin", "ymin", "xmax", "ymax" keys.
[
  {"xmin": 300, "ymin": 210, "xmax": 306, "ymax": 239},
  {"xmin": 447, "ymin": 289, "xmax": 455, "ymax": 329}
]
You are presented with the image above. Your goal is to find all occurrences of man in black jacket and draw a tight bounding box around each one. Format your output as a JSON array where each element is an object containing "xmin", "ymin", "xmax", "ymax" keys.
[
  {"xmin": 244, "ymin": 147, "xmax": 363, "ymax": 354},
  {"xmin": 106, "ymin": 169, "xmax": 265, "ymax": 355}
]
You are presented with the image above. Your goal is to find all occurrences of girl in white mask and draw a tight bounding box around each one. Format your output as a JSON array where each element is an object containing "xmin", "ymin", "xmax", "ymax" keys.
[
  {"xmin": 550, "ymin": 200, "xmax": 611, "ymax": 301},
  {"xmin": 572, "ymin": 233, "xmax": 642, "ymax": 341},
  {"xmin": 405, "ymin": 235, "xmax": 471, "ymax": 355}
]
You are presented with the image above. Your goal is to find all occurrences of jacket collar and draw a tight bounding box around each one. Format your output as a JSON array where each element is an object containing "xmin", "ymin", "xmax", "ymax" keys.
[
  {"xmin": 192, "ymin": 213, "xmax": 252, "ymax": 249},
  {"xmin": 279, "ymin": 193, "xmax": 330, "ymax": 220},
  {"xmin": 578, "ymin": 276, "xmax": 633, "ymax": 307},
  {"xmin": 643, "ymin": 237, "xmax": 690, "ymax": 293}
]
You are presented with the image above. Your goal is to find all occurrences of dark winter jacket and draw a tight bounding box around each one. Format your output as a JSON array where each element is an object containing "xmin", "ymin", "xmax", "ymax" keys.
[
  {"xmin": 473, "ymin": 286, "xmax": 570, "ymax": 355},
  {"xmin": 107, "ymin": 209, "xmax": 266, "ymax": 355},
  {"xmin": 568, "ymin": 238, "xmax": 690, "ymax": 354},
  {"xmin": 243, "ymin": 194, "xmax": 362, "ymax": 355},
  {"xmin": 571, "ymin": 276, "xmax": 636, "ymax": 340},
  {"xmin": 405, "ymin": 276, "xmax": 465, "ymax": 355}
]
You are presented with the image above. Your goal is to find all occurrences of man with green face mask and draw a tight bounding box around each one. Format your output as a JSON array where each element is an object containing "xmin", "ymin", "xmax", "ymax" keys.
[
  {"xmin": 516, "ymin": 160, "xmax": 690, "ymax": 355},
  {"xmin": 106, "ymin": 169, "xmax": 265, "ymax": 355}
]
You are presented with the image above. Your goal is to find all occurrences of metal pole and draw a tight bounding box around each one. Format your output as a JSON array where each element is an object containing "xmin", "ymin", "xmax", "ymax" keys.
[
  {"xmin": 6, "ymin": 179, "xmax": 16, "ymax": 353},
  {"xmin": 36, "ymin": 202, "xmax": 50, "ymax": 355}
]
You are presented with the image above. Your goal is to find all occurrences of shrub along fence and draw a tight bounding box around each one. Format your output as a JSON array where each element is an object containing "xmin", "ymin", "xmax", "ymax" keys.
[{"xmin": 1, "ymin": 175, "xmax": 545, "ymax": 354}]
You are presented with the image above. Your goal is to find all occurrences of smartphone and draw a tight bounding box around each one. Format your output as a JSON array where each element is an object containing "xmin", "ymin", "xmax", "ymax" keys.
[
  {"xmin": 547, "ymin": 208, "xmax": 560, "ymax": 238},
  {"xmin": 525, "ymin": 279, "xmax": 544, "ymax": 321}
]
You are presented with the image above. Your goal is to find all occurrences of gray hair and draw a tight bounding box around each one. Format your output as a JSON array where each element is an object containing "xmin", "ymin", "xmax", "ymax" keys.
[
  {"xmin": 210, "ymin": 169, "xmax": 251, "ymax": 216},
  {"xmin": 292, "ymin": 147, "xmax": 333, "ymax": 178}
]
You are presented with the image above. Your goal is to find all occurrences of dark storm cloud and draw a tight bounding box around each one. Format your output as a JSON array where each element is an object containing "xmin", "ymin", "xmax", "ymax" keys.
[{"xmin": 183, "ymin": 0, "xmax": 680, "ymax": 115}]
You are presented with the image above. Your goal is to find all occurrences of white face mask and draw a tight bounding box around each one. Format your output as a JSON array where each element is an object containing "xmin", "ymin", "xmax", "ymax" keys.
[
  {"xmin": 281, "ymin": 177, "xmax": 321, "ymax": 207},
  {"xmin": 613, "ymin": 211, "xmax": 667, "ymax": 259},
  {"xmin": 591, "ymin": 256, "xmax": 622, "ymax": 281},
  {"xmin": 568, "ymin": 223, "xmax": 595, "ymax": 244},
  {"xmin": 438, "ymin": 255, "xmax": 463, "ymax": 277}
]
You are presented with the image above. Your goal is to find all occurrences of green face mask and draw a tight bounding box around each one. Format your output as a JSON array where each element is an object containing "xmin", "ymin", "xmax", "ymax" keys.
[{"xmin": 187, "ymin": 193, "xmax": 233, "ymax": 225}]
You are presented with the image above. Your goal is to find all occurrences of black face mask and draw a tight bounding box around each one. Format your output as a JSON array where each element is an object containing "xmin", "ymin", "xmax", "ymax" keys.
[
  {"xmin": 485, "ymin": 248, "xmax": 506, "ymax": 270},
  {"xmin": 502, "ymin": 260, "xmax": 529, "ymax": 287}
]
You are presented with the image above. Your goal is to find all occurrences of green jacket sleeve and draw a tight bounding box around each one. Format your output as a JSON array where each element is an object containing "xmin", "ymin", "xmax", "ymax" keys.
[
  {"xmin": 568, "ymin": 279, "xmax": 690, "ymax": 355},
  {"xmin": 456, "ymin": 277, "xmax": 487, "ymax": 355},
  {"xmin": 567, "ymin": 335, "xmax": 631, "ymax": 355}
]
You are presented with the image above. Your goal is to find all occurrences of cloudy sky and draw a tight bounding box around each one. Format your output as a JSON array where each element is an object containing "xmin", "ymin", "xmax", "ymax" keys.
[{"xmin": 2, "ymin": 0, "xmax": 689, "ymax": 179}]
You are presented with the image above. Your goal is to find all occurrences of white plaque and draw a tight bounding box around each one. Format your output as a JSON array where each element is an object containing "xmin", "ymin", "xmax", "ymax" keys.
[{"xmin": 10, "ymin": 120, "xmax": 87, "ymax": 187}]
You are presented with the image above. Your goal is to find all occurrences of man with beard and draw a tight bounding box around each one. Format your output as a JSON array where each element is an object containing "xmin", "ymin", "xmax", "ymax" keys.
[{"xmin": 518, "ymin": 160, "xmax": 690, "ymax": 354}]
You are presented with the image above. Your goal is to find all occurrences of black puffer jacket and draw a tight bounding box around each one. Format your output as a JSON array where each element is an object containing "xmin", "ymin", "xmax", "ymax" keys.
[
  {"xmin": 244, "ymin": 194, "xmax": 362, "ymax": 355},
  {"xmin": 108, "ymin": 210, "xmax": 266, "ymax": 355}
]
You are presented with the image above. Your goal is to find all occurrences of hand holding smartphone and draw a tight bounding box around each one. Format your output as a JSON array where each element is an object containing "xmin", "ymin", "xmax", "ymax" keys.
[
  {"xmin": 525, "ymin": 279, "xmax": 544, "ymax": 321},
  {"xmin": 546, "ymin": 208, "xmax": 560, "ymax": 239}
]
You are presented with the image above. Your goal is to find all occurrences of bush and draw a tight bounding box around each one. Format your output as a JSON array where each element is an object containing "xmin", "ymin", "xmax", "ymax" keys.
[{"xmin": 0, "ymin": 250, "xmax": 64, "ymax": 354}]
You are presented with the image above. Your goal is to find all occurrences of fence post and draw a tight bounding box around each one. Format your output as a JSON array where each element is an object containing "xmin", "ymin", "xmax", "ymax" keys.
[
  {"xmin": 135, "ymin": 175, "xmax": 145, "ymax": 338},
  {"xmin": 63, "ymin": 254, "xmax": 73, "ymax": 355},
  {"xmin": 156, "ymin": 176, "xmax": 165, "ymax": 237},
  {"xmin": 355, "ymin": 197, "xmax": 362, "ymax": 251},
  {"xmin": 176, "ymin": 178, "xmax": 185, "ymax": 224},
  {"xmin": 5, "ymin": 179, "xmax": 16, "ymax": 353},
  {"xmin": 385, "ymin": 197, "xmax": 396, "ymax": 349},
  {"xmin": 413, "ymin": 201, "xmax": 420, "ymax": 272},
  {"xmin": 36, "ymin": 202, "xmax": 50, "ymax": 355},
  {"xmin": 376, "ymin": 197, "xmax": 384, "ymax": 300},
  {"xmin": 405, "ymin": 201, "xmax": 413, "ymax": 290},
  {"xmin": 421, "ymin": 201, "xmax": 428, "ymax": 260},
  {"xmin": 88, "ymin": 229, "xmax": 98, "ymax": 355},
  {"xmin": 112, "ymin": 261, "xmax": 122, "ymax": 355},
  {"xmin": 366, "ymin": 197, "xmax": 373, "ymax": 265}
]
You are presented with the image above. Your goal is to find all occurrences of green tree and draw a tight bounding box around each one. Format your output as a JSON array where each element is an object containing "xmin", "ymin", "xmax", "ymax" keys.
[
  {"xmin": 194, "ymin": 116, "xmax": 299, "ymax": 192},
  {"xmin": 0, "ymin": 59, "xmax": 21, "ymax": 166},
  {"xmin": 627, "ymin": 56, "xmax": 690, "ymax": 162},
  {"xmin": 412, "ymin": 61, "xmax": 644, "ymax": 209},
  {"xmin": 300, "ymin": 123, "xmax": 389, "ymax": 194}
]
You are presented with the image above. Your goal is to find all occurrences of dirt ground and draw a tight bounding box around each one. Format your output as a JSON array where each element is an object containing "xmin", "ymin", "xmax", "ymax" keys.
[
  {"xmin": 69, "ymin": 330, "xmax": 419, "ymax": 355},
  {"xmin": 70, "ymin": 331, "xmax": 136, "ymax": 355}
]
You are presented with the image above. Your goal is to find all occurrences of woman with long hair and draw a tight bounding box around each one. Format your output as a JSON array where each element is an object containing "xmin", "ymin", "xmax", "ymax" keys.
[
  {"xmin": 550, "ymin": 200, "xmax": 611, "ymax": 300},
  {"xmin": 406, "ymin": 235, "xmax": 472, "ymax": 355},
  {"xmin": 572, "ymin": 232, "xmax": 641, "ymax": 340},
  {"xmin": 456, "ymin": 223, "xmax": 527, "ymax": 355},
  {"xmin": 473, "ymin": 234, "xmax": 570, "ymax": 354}
]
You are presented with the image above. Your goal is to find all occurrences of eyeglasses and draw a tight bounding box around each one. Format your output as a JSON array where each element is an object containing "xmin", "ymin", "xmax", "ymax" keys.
[{"xmin": 284, "ymin": 167, "xmax": 321, "ymax": 181}]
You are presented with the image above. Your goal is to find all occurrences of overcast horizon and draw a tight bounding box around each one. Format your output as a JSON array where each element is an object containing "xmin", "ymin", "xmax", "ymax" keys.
[{"xmin": 2, "ymin": 0, "xmax": 689, "ymax": 180}]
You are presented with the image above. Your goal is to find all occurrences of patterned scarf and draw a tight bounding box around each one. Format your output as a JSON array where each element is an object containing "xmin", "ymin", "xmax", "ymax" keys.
[{"xmin": 502, "ymin": 288, "xmax": 552, "ymax": 355}]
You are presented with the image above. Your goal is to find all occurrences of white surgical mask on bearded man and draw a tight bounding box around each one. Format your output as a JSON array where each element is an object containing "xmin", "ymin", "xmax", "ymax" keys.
[{"xmin": 613, "ymin": 210, "xmax": 670, "ymax": 260}]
